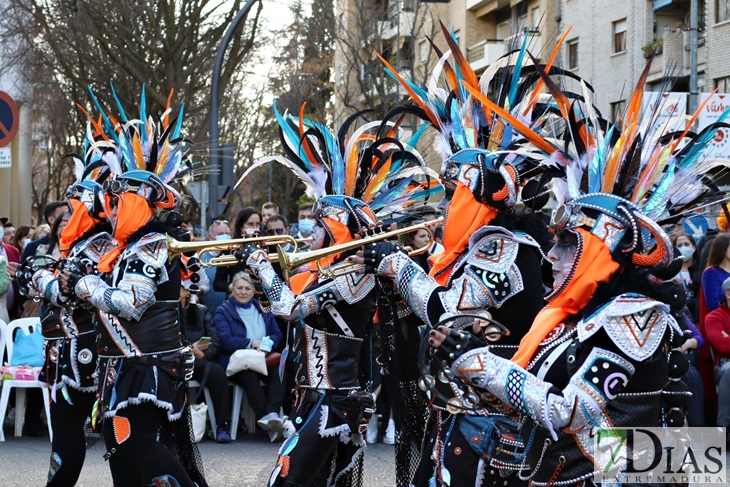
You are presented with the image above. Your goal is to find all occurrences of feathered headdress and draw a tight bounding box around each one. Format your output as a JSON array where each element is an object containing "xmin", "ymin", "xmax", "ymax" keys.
[
  {"xmin": 478, "ymin": 58, "xmax": 730, "ymax": 272},
  {"xmin": 377, "ymin": 24, "xmax": 577, "ymax": 211},
  {"xmin": 82, "ymin": 84, "xmax": 193, "ymax": 209},
  {"xmin": 235, "ymin": 101, "xmax": 443, "ymax": 236}
]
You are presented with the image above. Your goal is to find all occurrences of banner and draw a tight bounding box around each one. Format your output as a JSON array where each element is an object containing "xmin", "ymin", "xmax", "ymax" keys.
[
  {"xmin": 698, "ymin": 92, "xmax": 730, "ymax": 161},
  {"xmin": 641, "ymin": 92, "xmax": 687, "ymax": 134}
]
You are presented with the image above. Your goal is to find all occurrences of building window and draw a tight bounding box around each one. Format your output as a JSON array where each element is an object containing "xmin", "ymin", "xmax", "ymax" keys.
[
  {"xmin": 719, "ymin": 0, "xmax": 730, "ymax": 23},
  {"xmin": 532, "ymin": 7, "xmax": 540, "ymax": 30},
  {"xmin": 419, "ymin": 40, "xmax": 429, "ymax": 64},
  {"xmin": 453, "ymin": 29, "xmax": 461, "ymax": 48},
  {"xmin": 337, "ymin": 67, "xmax": 344, "ymax": 87},
  {"xmin": 568, "ymin": 39, "xmax": 578, "ymax": 69},
  {"xmin": 338, "ymin": 13, "xmax": 344, "ymax": 34},
  {"xmin": 716, "ymin": 76, "xmax": 730, "ymax": 92},
  {"xmin": 613, "ymin": 19, "xmax": 627, "ymax": 53},
  {"xmin": 611, "ymin": 100, "xmax": 626, "ymax": 122}
]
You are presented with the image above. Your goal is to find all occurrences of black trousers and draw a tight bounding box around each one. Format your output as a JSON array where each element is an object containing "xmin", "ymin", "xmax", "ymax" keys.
[
  {"xmin": 46, "ymin": 387, "xmax": 95, "ymax": 487},
  {"xmin": 102, "ymin": 402, "xmax": 194, "ymax": 487},
  {"xmin": 191, "ymin": 359, "xmax": 231, "ymax": 425},
  {"xmin": 229, "ymin": 365, "xmax": 284, "ymax": 419}
]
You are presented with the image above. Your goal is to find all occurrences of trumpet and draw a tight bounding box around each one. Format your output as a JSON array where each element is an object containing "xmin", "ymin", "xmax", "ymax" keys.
[
  {"xmin": 276, "ymin": 218, "xmax": 443, "ymax": 281},
  {"xmin": 166, "ymin": 234, "xmax": 300, "ymax": 267}
]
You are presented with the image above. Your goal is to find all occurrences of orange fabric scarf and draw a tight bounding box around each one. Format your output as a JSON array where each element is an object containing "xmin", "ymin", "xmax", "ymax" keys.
[
  {"xmin": 291, "ymin": 217, "xmax": 354, "ymax": 295},
  {"xmin": 97, "ymin": 193, "xmax": 154, "ymax": 273},
  {"xmin": 429, "ymin": 182, "xmax": 498, "ymax": 285},
  {"xmin": 510, "ymin": 229, "xmax": 621, "ymax": 368},
  {"xmin": 59, "ymin": 199, "xmax": 100, "ymax": 254}
]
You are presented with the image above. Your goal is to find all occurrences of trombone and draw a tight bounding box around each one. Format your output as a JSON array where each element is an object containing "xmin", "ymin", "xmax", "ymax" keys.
[
  {"xmin": 276, "ymin": 218, "xmax": 442, "ymax": 281},
  {"xmin": 166, "ymin": 234, "xmax": 301, "ymax": 267}
]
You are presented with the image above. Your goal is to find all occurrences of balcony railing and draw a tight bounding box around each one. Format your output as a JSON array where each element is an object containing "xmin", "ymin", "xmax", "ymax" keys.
[{"xmin": 467, "ymin": 39, "xmax": 505, "ymax": 72}]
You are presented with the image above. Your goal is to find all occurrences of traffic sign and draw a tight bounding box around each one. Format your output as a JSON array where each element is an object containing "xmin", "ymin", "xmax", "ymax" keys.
[
  {"xmin": 0, "ymin": 92, "xmax": 19, "ymax": 148},
  {"xmin": 683, "ymin": 215, "xmax": 709, "ymax": 240}
]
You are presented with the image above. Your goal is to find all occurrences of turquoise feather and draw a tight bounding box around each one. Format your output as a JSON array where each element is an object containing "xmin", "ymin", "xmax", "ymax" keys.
[
  {"xmin": 508, "ymin": 32, "xmax": 530, "ymax": 109},
  {"xmin": 109, "ymin": 82, "xmax": 129, "ymax": 123}
]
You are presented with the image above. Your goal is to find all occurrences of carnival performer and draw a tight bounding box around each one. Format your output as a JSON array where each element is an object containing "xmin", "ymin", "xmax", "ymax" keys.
[
  {"xmin": 231, "ymin": 102, "xmax": 442, "ymax": 487},
  {"xmin": 352, "ymin": 26, "xmax": 568, "ymax": 487},
  {"xmin": 59, "ymin": 87, "xmax": 207, "ymax": 487},
  {"xmin": 426, "ymin": 62, "xmax": 730, "ymax": 485},
  {"xmin": 17, "ymin": 134, "xmax": 114, "ymax": 487}
]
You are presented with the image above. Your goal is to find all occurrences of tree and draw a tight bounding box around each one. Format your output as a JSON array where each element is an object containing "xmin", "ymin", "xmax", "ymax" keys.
[{"xmin": 1, "ymin": 0, "xmax": 266, "ymax": 218}]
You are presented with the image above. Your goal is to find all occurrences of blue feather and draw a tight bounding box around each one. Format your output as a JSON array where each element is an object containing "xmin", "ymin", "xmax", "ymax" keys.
[
  {"xmin": 139, "ymin": 84, "xmax": 147, "ymax": 146},
  {"xmin": 643, "ymin": 161, "xmax": 675, "ymax": 218},
  {"xmin": 590, "ymin": 125, "xmax": 615, "ymax": 193},
  {"xmin": 172, "ymin": 103, "xmax": 185, "ymax": 141},
  {"xmin": 273, "ymin": 102, "xmax": 311, "ymax": 170},
  {"xmin": 87, "ymin": 86, "xmax": 118, "ymax": 144},
  {"xmin": 508, "ymin": 32, "xmax": 530, "ymax": 109},
  {"xmin": 408, "ymin": 123, "xmax": 428, "ymax": 148},
  {"xmin": 302, "ymin": 116, "xmax": 344, "ymax": 193},
  {"xmin": 450, "ymin": 101, "xmax": 467, "ymax": 150},
  {"xmin": 677, "ymin": 106, "xmax": 730, "ymax": 171},
  {"xmin": 109, "ymin": 82, "xmax": 128, "ymax": 123}
]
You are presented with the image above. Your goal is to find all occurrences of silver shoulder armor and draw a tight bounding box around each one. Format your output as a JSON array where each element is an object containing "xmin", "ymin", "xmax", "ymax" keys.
[{"xmin": 578, "ymin": 293, "xmax": 678, "ymax": 361}]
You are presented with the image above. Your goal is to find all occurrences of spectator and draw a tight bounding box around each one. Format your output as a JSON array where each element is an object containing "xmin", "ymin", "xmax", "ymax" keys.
[
  {"xmin": 261, "ymin": 201, "xmax": 279, "ymax": 227},
  {"xmin": 11, "ymin": 225, "xmax": 32, "ymax": 254},
  {"xmin": 30, "ymin": 224, "xmax": 50, "ymax": 241},
  {"xmin": 294, "ymin": 203, "xmax": 314, "ymax": 241},
  {"xmin": 215, "ymin": 272, "xmax": 285, "ymax": 440},
  {"xmin": 199, "ymin": 220, "xmax": 230, "ymax": 312},
  {"xmin": 2, "ymin": 220, "xmax": 16, "ymax": 246},
  {"xmin": 21, "ymin": 201, "xmax": 69, "ymax": 264},
  {"xmin": 403, "ymin": 226, "xmax": 432, "ymax": 271},
  {"xmin": 702, "ymin": 234, "xmax": 730, "ymax": 314},
  {"xmin": 265, "ymin": 215, "xmax": 295, "ymax": 252},
  {"xmin": 179, "ymin": 283, "xmax": 232, "ymax": 443},
  {"xmin": 672, "ymin": 233, "xmax": 701, "ymax": 321},
  {"xmin": 430, "ymin": 224, "xmax": 445, "ymax": 255},
  {"xmin": 0, "ymin": 256, "xmax": 10, "ymax": 322},
  {"xmin": 698, "ymin": 205, "xmax": 729, "ymax": 274},
  {"xmin": 0, "ymin": 220, "xmax": 20, "ymax": 319},
  {"xmin": 213, "ymin": 208, "xmax": 261, "ymax": 293},
  {"xmin": 704, "ymin": 277, "xmax": 730, "ymax": 431}
]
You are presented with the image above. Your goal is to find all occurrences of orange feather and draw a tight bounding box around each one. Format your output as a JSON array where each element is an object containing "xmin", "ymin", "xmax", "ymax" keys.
[
  {"xmin": 523, "ymin": 26, "xmax": 573, "ymax": 116},
  {"xmin": 377, "ymin": 53, "xmax": 439, "ymax": 127}
]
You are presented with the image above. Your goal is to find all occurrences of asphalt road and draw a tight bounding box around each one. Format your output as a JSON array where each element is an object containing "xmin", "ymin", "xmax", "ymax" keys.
[{"xmin": 0, "ymin": 431, "xmax": 397, "ymax": 486}]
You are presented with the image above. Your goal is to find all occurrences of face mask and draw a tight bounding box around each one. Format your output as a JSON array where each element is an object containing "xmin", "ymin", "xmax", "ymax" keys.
[
  {"xmin": 678, "ymin": 246, "xmax": 695, "ymax": 262},
  {"xmin": 215, "ymin": 234, "xmax": 231, "ymax": 241},
  {"xmin": 22, "ymin": 237, "xmax": 31, "ymax": 247},
  {"xmin": 298, "ymin": 219, "xmax": 315, "ymax": 236},
  {"xmin": 244, "ymin": 228, "xmax": 257, "ymax": 236},
  {"xmin": 0, "ymin": 228, "xmax": 4, "ymax": 241}
]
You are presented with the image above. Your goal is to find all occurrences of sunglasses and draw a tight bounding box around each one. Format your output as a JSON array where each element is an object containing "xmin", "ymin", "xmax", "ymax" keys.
[
  {"xmin": 266, "ymin": 228, "xmax": 286, "ymax": 235},
  {"xmin": 214, "ymin": 220, "xmax": 229, "ymax": 226}
]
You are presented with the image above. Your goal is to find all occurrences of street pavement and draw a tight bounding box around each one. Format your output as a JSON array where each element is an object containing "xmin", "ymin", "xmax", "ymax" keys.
[{"xmin": 0, "ymin": 430, "xmax": 397, "ymax": 486}]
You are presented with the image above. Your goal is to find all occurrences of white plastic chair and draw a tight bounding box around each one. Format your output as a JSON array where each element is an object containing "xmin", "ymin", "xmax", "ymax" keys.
[
  {"xmin": 0, "ymin": 317, "xmax": 53, "ymax": 442},
  {"xmin": 230, "ymin": 383, "xmax": 257, "ymax": 439},
  {"xmin": 188, "ymin": 379, "xmax": 217, "ymax": 434}
]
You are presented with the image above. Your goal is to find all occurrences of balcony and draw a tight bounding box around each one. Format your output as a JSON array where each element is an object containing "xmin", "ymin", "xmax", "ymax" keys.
[
  {"xmin": 466, "ymin": 0, "xmax": 509, "ymax": 11},
  {"xmin": 503, "ymin": 30, "xmax": 542, "ymax": 59},
  {"xmin": 467, "ymin": 39, "xmax": 505, "ymax": 73},
  {"xmin": 377, "ymin": 11, "xmax": 416, "ymax": 41}
]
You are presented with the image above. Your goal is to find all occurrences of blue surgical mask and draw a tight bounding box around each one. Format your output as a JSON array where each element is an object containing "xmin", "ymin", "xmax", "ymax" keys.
[
  {"xmin": 215, "ymin": 234, "xmax": 231, "ymax": 241},
  {"xmin": 298, "ymin": 219, "xmax": 315, "ymax": 236}
]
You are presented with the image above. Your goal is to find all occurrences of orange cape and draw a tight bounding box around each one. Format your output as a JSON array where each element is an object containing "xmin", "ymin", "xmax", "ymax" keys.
[{"xmin": 510, "ymin": 228, "xmax": 621, "ymax": 368}]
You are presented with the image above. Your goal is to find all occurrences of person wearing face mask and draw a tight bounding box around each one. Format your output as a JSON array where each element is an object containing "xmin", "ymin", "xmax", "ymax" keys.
[
  {"xmin": 212, "ymin": 207, "xmax": 261, "ymax": 293},
  {"xmin": 671, "ymin": 233, "xmax": 700, "ymax": 321},
  {"xmin": 295, "ymin": 203, "xmax": 315, "ymax": 244},
  {"xmin": 11, "ymin": 225, "xmax": 32, "ymax": 254}
]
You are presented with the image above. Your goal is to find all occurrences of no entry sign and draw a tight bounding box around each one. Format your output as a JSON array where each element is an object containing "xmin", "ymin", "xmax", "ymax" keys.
[{"xmin": 0, "ymin": 91, "xmax": 19, "ymax": 148}]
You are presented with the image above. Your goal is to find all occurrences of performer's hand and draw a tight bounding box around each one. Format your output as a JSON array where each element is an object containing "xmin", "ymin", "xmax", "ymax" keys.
[
  {"xmin": 59, "ymin": 267, "xmax": 85, "ymax": 295},
  {"xmin": 429, "ymin": 326, "xmax": 481, "ymax": 365},
  {"xmin": 233, "ymin": 243, "xmax": 266, "ymax": 267},
  {"xmin": 360, "ymin": 241, "xmax": 406, "ymax": 273}
]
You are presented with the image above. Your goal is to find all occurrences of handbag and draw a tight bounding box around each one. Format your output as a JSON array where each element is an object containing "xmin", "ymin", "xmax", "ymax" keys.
[
  {"xmin": 190, "ymin": 402, "xmax": 208, "ymax": 443},
  {"xmin": 10, "ymin": 325, "xmax": 44, "ymax": 367},
  {"xmin": 226, "ymin": 349, "xmax": 267, "ymax": 376},
  {"xmin": 457, "ymin": 414, "xmax": 524, "ymax": 463}
]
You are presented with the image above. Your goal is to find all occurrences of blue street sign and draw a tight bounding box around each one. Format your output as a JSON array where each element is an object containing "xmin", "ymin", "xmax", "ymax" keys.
[
  {"xmin": 0, "ymin": 91, "xmax": 19, "ymax": 148},
  {"xmin": 683, "ymin": 215, "xmax": 709, "ymax": 240}
]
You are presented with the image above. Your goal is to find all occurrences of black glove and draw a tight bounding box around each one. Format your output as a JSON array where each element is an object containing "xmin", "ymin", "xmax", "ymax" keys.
[
  {"xmin": 233, "ymin": 243, "xmax": 264, "ymax": 266},
  {"xmin": 362, "ymin": 241, "xmax": 406, "ymax": 273},
  {"xmin": 59, "ymin": 258, "xmax": 88, "ymax": 296},
  {"xmin": 431, "ymin": 329, "xmax": 483, "ymax": 365},
  {"xmin": 350, "ymin": 390, "xmax": 377, "ymax": 435}
]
